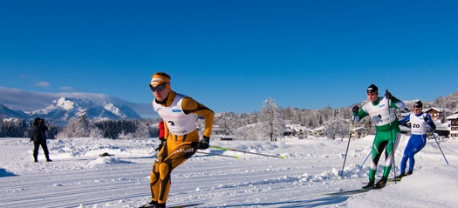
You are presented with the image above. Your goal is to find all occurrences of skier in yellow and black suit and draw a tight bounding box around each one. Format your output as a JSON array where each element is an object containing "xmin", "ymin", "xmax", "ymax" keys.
[{"xmin": 146, "ymin": 72, "xmax": 214, "ymax": 208}]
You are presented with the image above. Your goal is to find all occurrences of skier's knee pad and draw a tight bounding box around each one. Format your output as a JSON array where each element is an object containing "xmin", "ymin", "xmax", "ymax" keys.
[{"xmin": 159, "ymin": 163, "xmax": 170, "ymax": 180}]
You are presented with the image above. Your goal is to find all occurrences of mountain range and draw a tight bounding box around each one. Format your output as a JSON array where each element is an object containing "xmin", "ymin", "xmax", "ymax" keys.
[
  {"xmin": 0, "ymin": 86, "xmax": 157, "ymax": 122},
  {"xmin": 0, "ymin": 97, "xmax": 143, "ymax": 125}
]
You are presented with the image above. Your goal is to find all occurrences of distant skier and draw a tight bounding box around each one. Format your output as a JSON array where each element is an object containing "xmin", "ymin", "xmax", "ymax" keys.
[
  {"xmin": 146, "ymin": 72, "xmax": 214, "ymax": 208},
  {"xmin": 397, "ymin": 100, "xmax": 436, "ymax": 178},
  {"xmin": 352, "ymin": 84, "xmax": 406, "ymax": 189},
  {"xmin": 30, "ymin": 117, "xmax": 52, "ymax": 162}
]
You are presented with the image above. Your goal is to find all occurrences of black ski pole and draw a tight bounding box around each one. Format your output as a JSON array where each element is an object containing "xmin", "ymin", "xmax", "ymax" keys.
[{"xmin": 340, "ymin": 119, "xmax": 354, "ymax": 179}]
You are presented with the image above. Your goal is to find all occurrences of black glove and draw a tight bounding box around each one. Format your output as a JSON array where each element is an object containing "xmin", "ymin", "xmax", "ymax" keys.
[
  {"xmin": 351, "ymin": 105, "xmax": 359, "ymax": 114},
  {"xmin": 385, "ymin": 91, "xmax": 392, "ymax": 100},
  {"xmin": 155, "ymin": 138, "xmax": 165, "ymax": 151},
  {"xmin": 400, "ymin": 121, "xmax": 410, "ymax": 128},
  {"xmin": 197, "ymin": 136, "xmax": 210, "ymax": 150}
]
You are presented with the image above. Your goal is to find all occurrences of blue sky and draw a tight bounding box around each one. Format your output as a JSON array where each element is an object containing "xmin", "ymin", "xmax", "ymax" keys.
[{"xmin": 1, "ymin": 1, "xmax": 458, "ymax": 114}]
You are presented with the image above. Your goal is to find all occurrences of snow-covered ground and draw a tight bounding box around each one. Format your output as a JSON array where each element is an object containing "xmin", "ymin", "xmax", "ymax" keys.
[{"xmin": 1, "ymin": 135, "xmax": 457, "ymax": 208}]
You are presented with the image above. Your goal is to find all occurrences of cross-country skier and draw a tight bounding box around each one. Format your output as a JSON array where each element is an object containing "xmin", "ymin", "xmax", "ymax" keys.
[
  {"xmin": 397, "ymin": 100, "xmax": 436, "ymax": 178},
  {"xmin": 146, "ymin": 72, "xmax": 214, "ymax": 208},
  {"xmin": 352, "ymin": 84, "xmax": 406, "ymax": 189}
]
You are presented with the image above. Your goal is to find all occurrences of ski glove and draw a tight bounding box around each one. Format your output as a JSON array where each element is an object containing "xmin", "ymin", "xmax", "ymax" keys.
[
  {"xmin": 155, "ymin": 138, "xmax": 165, "ymax": 151},
  {"xmin": 424, "ymin": 116, "xmax": 437, "ymax": 130},
  {"xmin": 423, "ymin": 116, "xmax": 429, "ymax": 122},
  {"xmin": 351, "ymin": 105, "xmax": 359, "ymax": 114},
  {"xmin": 197, "ymin": 136, "xmax": 210, "ymax": 150},
  {"xmin": 385, "ymin": 91, "xmax": 392, "ymax": 100}
]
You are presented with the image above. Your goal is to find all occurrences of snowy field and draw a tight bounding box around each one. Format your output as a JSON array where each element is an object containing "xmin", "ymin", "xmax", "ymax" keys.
[{"xmin": 1, "ymin": 135, "xmax": 457, "ymax": 208}]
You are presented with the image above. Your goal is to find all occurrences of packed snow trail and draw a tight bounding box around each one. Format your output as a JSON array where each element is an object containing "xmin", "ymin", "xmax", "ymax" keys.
[{"xmin": 1, "ymin": 137, "xmax": 457, "ymax": 207}]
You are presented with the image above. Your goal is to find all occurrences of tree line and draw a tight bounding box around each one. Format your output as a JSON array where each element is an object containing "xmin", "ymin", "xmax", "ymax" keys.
[
  {"xmin": 0, "ymin": 115, "xmax": 161, "ymax": 140},
  {"xmin": 1, "ymin": 91, "xmax": 457, "ymax": 140}
]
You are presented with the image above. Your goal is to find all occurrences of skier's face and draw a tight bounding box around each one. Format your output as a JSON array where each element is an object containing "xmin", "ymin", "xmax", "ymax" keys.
[
  {"xmin": 151, "ymin": 83, "xmax": 170, "ymax": 102},
  {"xmin": 413, "ymin": 108, "xmax": 422, "ymax": 115},
  {"xmin": 367, "ymin": 92, "xmax": 378, "ymax": 102}
]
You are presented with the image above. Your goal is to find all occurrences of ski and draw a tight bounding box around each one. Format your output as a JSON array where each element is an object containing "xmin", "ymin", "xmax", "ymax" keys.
[
  {"xmin": 138, "ymin": 203, "xmax": 153, "ymax": 208},
  {"xmin": 325, "ymin": 188, "xmax": 371, "ymax": 196},
  {"xmin": 170, "ymin": 203, "xmax": 204, "ymax": 208},
  {"xmin": 387, "ymin": 177, "xmax": 402, "ymax": 182},
  {"xmin": 138, "ymin": 202, "xmax": 204, "ymax": 208}
]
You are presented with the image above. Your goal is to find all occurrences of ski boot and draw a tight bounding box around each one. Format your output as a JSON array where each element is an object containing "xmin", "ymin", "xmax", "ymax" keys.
[
  {"xmin": 362, "ymin": 179, "xmax": 375, "ymax": 189},
  {"xmin": 396, "ymin": 173, "xmax": 406, "ymax": 178},
  {"xmin": 375, "ymin": 176, "xmax": 387, "ymax": 189}
]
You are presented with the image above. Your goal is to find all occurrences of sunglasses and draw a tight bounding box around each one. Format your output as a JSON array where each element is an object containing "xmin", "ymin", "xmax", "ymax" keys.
[{"xmin": 149, "ymin": 83, "xmax": 168, "ymax": 92}]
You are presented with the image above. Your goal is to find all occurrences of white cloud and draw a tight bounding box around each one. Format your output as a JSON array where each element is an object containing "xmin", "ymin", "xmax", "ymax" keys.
[
  {"xmin": 35, "ymin": 81, "xmax": 51, "ymax": 88},
  {"xmin": 60, "ymin": 86, "xmax": 74, "ymax": 91}
]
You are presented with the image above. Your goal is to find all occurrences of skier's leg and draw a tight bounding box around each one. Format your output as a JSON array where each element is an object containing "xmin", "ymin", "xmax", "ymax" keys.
[
  {"xmin": 400, "ymin": 138, "xmax": 415, "ymax": 175},
  {"xmin": 157, "ymin": 143, "xmax": 197, "ymax": 204},
  {"xmin": 150, "ymin": 143, "xmax": 168, "ymax": 203},
  {"xmin": 382, "ymin": 131, "xmax": 400, "ymax": 178},
  {"xmin": 370, "ymin": 133, "xmax": 387, "ymax": 180},
  {"xmin": 149, "ymin": 160, "xmax": 161, "ymax": 203},
  {"xmin": 407, "ymin": 135, "xmax": 427, "ymax": 174}
]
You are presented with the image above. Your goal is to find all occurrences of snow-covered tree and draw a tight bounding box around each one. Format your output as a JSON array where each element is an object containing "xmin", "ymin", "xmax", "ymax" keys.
[
  {"xmin": 234, "ymin": 124, "xmax": 262, "ymax": 141},
  {"xmin": 324, "ymin": 118, "xmax": 350, "ymax": 140},
  {"xmin": 57, "ymin": 114, "xmax": 91, "ymax": 139},
  {"xmin": 0, "ymin": 118, "xmax": 28, "ymax": 137},
  {"xmin": 134, "ymin": 120, "xmax": 150, "ymax": 139},
  {"xmin": 258, "ymin": 98, "xmax": 284, "ymax": 141},
  {"xmin": 214, "ymin": 112, "xmax": 239, "ymax": 135}
]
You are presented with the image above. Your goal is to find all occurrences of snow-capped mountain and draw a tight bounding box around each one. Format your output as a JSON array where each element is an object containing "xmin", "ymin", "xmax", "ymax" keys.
[
  {"xmin": 1, "ymin": 97, "xmax": 142, "ymax": 125},
  {"xmin": 0, "ymin": 104, "xmax": 29, "ymax": 119}
]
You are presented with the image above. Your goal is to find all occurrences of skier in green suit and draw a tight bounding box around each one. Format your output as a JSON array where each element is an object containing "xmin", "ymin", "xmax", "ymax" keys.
[{"xmin": 352, "ymin": 84, "xmax": 406, "ymax": 189}]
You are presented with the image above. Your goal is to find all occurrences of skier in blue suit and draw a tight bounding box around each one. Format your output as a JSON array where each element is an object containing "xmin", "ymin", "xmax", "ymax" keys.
[{"xmin": 397, "ymin": 100, "xmax": 436, "ymax": 178}]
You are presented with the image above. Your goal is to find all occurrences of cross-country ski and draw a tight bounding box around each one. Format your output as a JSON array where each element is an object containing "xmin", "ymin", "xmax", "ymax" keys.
[
  {"xmin": 138, "ymin": 202, "xmax": 204, "ymax": 208},
  {"xmin": 326, "ymin": 188, "xmax": 371, "ymax": 196}
]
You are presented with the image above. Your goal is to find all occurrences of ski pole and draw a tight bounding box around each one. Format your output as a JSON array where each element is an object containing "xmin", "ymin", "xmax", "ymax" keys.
[
  {"xmin": 361, "ymin": 151, "xmax": 372, "ymax": 167},
  {"xmin": 197, "ymin": 151, "xmax": 240, "ymax": 159},
  {"xmin": 210, "ymin": 145, "xmax": 285, "ymax": 159},
  {"xmin": 340, "ymin": 119, "xmax": 354, "ymax": 179},
  {"xmin": 428, "ymin": 126, "xmax": 449, "ymax": 165},
  {"xmin": 386, "ymin": 90, "xmax": 397, "ymax": 184}
]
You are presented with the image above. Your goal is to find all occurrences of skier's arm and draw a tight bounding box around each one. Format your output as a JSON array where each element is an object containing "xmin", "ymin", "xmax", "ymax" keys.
[
  {"xmin": 424, "ymin": 113, "xmax": 436, "ymax": 130},
  {"xmin": 398, "ymin": 114, "xmax": 411, "ymax": 127},
  {"xmin": 388, "ymin": 95, "xmax": 406, "ymax": 110},
  {"xmin": 352, "ymin": 105, "xmax": 369, "ymax": 123},
  {"xmin": 181, "ymin": 97, "xmax": 214, "ymax": 138}
]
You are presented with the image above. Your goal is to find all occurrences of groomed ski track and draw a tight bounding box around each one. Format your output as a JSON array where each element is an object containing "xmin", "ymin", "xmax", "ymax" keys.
[{"xmin": 1, "ymin": 137, "xmax": 457, "ymax": 207}]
